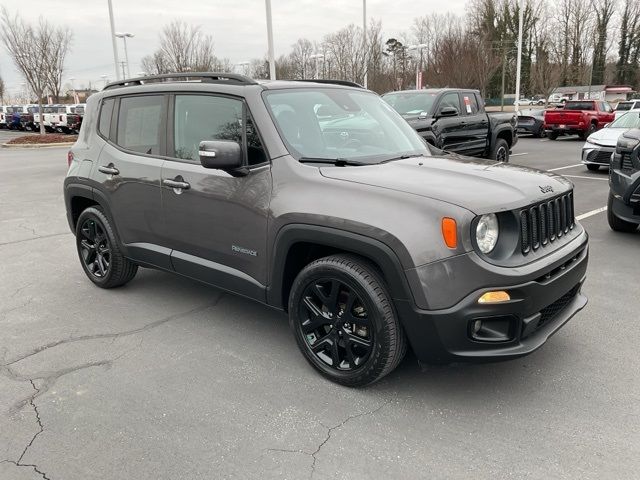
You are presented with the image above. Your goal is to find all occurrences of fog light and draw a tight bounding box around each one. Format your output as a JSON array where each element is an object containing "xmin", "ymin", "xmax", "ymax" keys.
[
  {"xmin": 472, "ymin": 319, "xmax": 482, "ymax": 333},
  {"xmin": 478, "ymin": 291, "xmax": 511, "ymax": 304}
]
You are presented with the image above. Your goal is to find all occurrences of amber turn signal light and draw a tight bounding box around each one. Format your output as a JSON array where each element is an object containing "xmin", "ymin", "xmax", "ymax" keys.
[
  {"xmin": 478, "ymin": 291, "xmax": 511, "ymax": 304},
  {"xmin": 441, "ymin": 217, "xmax": 457, "ymax": 249}
]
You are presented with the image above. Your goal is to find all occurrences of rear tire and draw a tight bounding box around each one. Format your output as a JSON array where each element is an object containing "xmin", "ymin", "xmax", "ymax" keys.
[
  {"xmin": 586, "ymin": 164, "xmax": 600, "ymax": 172},
  {"xmin": 580, "ymin": 123, "xmax": 597, "ymax": 140},
  {"xmin": 75, "ymin": 207, "xmax": 138, "ymax": 288},
  {"xmin": 490, "ymin": 138, "xmax": 510, "ymax": 162},
  {"xmin": 547, "ymin": 131, "xmax": 558, "ymax": 140},
  {"xmin": 288, "ymin": 254, "xmax": 407, "ymax": 387},
  {"xmin": 607, "ymin": 194, "xmax": 639, "ymax": 233}
]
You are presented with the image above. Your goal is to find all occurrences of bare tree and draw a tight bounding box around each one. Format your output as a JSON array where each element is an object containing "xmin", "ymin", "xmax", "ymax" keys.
[
  {"xmin": 141, "ymin": 20, "xmax": 222, "ymax": 74},
  {"xmin": 0, "ymin": 7, "xmax": 71, "ymax": 134},
  {"xmin": 616, "ymin": 0, "xmax": 640, "ymax": 84},
  {"xmin": 590, "ymin": 0, "xmax": 616, "ymax": 85},
  {"xmin": 45, "ymin": 27, "xmax": 73, "ymax": 102},
  {"xmin": 0, "ymin": 74, "xmax": 4, "ymax": 103},
  {"xmin": 290, "ymin": 38, "xmax": 314, "ymax": 79}
]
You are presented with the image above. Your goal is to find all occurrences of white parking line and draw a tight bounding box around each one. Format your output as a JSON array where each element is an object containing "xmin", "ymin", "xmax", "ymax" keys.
[
  {"xmin": 563, "ymin": 175, "xmax": 609, "ymax": 181},
  {"xmin": 548, "ymin": 164, "xmax": 583, "ymax": 171},
  {"xmin": 510, "ymin": 152, "xmax": 528, "ymax": 157},
  {"xmin": 576, "ymin": 206, "xmax": 607, "ymax": 221}
]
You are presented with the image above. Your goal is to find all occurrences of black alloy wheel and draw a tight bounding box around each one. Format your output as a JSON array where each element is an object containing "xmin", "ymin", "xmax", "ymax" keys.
[
  {"xmin": 298, "ymin": 278, "xmax": 374, "ymax": 372},
  {"xmin": 75, "ymin": 206, "xmax": 138, "ymax": 288},
  {"xmin": 289, "ymin": 254, "xmax": 407, "ymax": 387},
  {"xmin": 79, "ymin": 218, "xmax": 111, "ymax": 278}
]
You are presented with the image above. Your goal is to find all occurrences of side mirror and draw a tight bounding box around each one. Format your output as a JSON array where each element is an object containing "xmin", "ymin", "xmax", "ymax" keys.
[
  {"xmin": 199, "ymin": 140, "xmax": 246, "ymax": 175},
  {"xmin": 436, "ymin": 106, "xmax": 458, "ymax": 118}
]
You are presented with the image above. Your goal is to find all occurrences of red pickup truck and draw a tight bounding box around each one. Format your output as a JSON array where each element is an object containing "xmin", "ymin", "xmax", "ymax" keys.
[{"xmin": 544, "ymin": 100, "xmax": 615, "ymax": 140}]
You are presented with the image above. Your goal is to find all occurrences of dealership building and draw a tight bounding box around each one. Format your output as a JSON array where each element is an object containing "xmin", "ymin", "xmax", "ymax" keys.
[{"xmin": 549, "ymin": 85, "xmax": 636, "ymax": 103}]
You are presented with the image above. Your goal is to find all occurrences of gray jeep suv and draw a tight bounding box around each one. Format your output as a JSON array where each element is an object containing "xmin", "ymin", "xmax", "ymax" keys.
[{"xmin": 64, "ymin": 73, "xmax": 589, "ymax": 386}]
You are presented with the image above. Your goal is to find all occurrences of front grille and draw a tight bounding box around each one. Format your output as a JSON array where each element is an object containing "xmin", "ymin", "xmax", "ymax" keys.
[
  {"xmin": 520, "ymin": 192, "xmax": 575, "ymax": 254},
  {"xmin": 586, "ymin": 149, "xmax": 614, "ymax": 165},
  {"xmin": 536, "ymin": 284, "xmax": 581, "ymax": 331},
  {"xmin": 621, "ymin": 152, "xmax": 634, "ymax": 171}
]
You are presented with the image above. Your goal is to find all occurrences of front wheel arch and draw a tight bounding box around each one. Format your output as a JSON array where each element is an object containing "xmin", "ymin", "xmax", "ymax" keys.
[{"xmin": 268, "ymin": 225, "xmax": 414, "ymax": 311}]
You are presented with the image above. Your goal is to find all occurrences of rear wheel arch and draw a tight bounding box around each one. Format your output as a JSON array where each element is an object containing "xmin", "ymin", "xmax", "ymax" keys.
[{"xmin": 268, "ymin": 225, "xmax": 413, "ymax": 312}]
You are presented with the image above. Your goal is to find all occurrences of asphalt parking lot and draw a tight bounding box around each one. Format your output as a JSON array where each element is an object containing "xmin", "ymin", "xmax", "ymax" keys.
[{"xmin": 1, "ymin": 137, "xmax": 639, "ymax": 480}]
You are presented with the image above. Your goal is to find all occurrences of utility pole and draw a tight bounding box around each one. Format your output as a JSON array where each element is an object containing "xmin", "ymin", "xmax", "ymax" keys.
[
  {"xmin": 363, "ymin": 0, "xmax": 367, "ymax": 88},
  {"xmin": 120, "ymin": 61, "xmax": 127, "ymax": 80},
  {"xmin": 265, "ymin": 0, "xmax": 276, "ymax": 80},
  {"xmin": 514, "ymin": 0, "xmax": 524, "ymax": 113},
  {"xmin": 501, "ymin": 45, "xmax": 507, "ymax": 112},
  {"xmin": 107, "ymin": 0, "xmax": 121, "ymax": 80}
]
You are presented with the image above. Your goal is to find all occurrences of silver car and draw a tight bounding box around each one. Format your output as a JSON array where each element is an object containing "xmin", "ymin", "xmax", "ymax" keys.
[{"xmin": 582, "ymin": 109, "xmax": 640, "ymax": 171}]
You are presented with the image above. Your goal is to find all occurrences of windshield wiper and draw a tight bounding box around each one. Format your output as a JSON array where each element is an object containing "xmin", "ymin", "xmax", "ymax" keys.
[
  {"xmin": 381, "ymin": 153, "xmax": 428, "ymax": 163},
  {"xmin": 299, "ymin": 157, "xmax": 365, "ymax": 166}
]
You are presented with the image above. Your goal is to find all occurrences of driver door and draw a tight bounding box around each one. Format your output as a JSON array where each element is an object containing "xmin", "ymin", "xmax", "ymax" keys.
[
  {"xmin": 432, "ymin": 92, "xmax": 467, "ymax": 153},
  {"xmin": 161, "ymin": 93, "xmax": 272, "ymax": 300}
]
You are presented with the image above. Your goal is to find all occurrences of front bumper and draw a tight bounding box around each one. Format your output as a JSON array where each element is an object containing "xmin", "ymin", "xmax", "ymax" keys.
[
  {"xmin": 396, "ymin": 234, "xmax": 589, "ymax": 364},
  {"xmin": 609, "ymin": 167, "xmax": 640, "ymax": 223},
  {"xmin": 582, "ymin": 144, "xmax": 614, "ymax": 166}
]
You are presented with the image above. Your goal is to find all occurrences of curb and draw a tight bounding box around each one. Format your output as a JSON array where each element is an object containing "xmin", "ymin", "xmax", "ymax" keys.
[{"xmin": 1, "ymin": 142, "xmax": 75, "ymax": 149}]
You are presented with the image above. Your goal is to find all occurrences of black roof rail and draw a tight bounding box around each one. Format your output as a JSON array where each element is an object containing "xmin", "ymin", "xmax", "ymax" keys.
[
  {"xmin": 103, "ymin": 72, "xmax": 257, "ymax": 90},
  {"xmin": 287, "ymin": 79, "xmax": 365, "ymax": 88}
]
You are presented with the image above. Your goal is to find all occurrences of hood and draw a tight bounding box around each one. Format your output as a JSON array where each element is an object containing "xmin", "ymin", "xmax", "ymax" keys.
[
  {"xmin": 587, "ymin": 127, "xmax": 626, "ymax": 147},
  {"xmin": 319, "ymin": 155, "xmax": 573, "ymax": 215}
]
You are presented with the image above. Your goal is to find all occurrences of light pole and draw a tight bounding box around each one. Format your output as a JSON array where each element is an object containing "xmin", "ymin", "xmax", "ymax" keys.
[
  {"xmin": 362, "ymin": 0, "xmax": 367, "ymax": 88},
  {"xmin": 107, "ymin": 0, "xmax": 121, "ymax": 80},
  {"xmin": 115, "ymin": 32, "xmax": 134, "ymax": 78},
  {"xmin": 265, "ymin": 0, "xmax": 276, "ymax": 80},
  {"xmin": 408, "ymin": 44, "xmax": 428, "ymax": 89},
  {"xmin": 101, "ymin": 75, "xmax": 109, "ymax": 90},
  {"xmin": 69, "ymin": 77, "xmax": 77, "ymax": 103},
  {"xmin": 514, "ymin": 0, "xmax": 524, "ymax": 113},
  {"xmin": 309, "ymin": 54, "xmax": 324, "ymax": 79}
]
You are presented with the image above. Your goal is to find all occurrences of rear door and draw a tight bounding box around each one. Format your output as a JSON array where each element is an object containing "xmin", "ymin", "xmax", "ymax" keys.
[
  {"xmin": 95, "ymin": 94, "xmax": 170, "ymax": 268},
  {"xmin": 457, "ymin": 92, "xmax": 489, "ymax": 155},
  {"xmin": 161, "ymin": 93, "xmax": 271, "ymax": 299},
  {"xmin": 432, "ymin": 92, "xmax": 466, "ymax": 152}
]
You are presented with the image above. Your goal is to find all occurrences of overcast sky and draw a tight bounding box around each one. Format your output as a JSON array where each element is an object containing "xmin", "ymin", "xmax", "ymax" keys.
[{"xmin": 1, "ymin": 0, "xmax": 466, "ymax": 96}]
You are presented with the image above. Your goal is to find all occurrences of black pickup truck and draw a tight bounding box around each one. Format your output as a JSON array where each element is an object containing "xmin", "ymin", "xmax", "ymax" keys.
[{"xmin": 383, "ymin": 88, "xmax": 518, "ymax": 162}]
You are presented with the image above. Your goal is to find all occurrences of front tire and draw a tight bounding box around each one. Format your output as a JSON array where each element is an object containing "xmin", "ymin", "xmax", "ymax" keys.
[
  {"xmin": 75, "ymin": 207, "xmax": 138, "ymax": 288},
  {"xmin": 288, "ymin": 254, "xmax": 407, "ymax": 387},
  {"xmin": 490, "ymin": 138, "xmax": 510, "ymax": 162},
  {"xmin": 580, "ymin": 123, "xmax": 596, "ymax": 140},
  {"xmin": 607, "ymin": 194, "xmax": 639, "ymax": 233}
]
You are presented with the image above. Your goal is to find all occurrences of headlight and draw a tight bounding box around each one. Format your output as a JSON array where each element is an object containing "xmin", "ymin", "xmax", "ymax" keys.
[
  {"xmin": 585, "ymin": 137, "xmax": 598, "ymax": 146},
  {"xmin": 476, "ymin": 214, "xmax": 499, "ymax": 254}
]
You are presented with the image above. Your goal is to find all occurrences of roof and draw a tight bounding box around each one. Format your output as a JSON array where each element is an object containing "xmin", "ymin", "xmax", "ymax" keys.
[
  {"xmin": 382, "ymin": 88, "xmax": 480, "ymax": 96},
  {"xmin": 552, "ymin": 85, "xmax": 635, "ymax": 94}
]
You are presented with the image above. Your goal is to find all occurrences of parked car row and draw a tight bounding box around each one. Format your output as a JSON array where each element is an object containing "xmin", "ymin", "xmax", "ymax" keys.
[{"xmin": 0, "ymin": 104, "xmax": 85, "ymax": 134}]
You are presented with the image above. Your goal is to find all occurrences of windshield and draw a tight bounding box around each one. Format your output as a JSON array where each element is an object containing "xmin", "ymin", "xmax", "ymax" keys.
[
  {"xmin": 564, "ymin": 102, "xmax": 595, "ymax": 111},
  {"xmin": 616, "ymin": 102, "xmax": 633, "ymax": 111},
  {"xmin": 264, "ymin": 89, "xmax": 430, "ymax": 164},
  {"xmin": 382, "ymin": 92, "xmax": 437, "ymax": 116},
  {"xmin": 609, "ymin": 111, "xmax": 640, "ymax": 128}
]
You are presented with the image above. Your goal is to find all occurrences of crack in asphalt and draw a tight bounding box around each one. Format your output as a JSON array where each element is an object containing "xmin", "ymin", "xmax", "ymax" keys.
[
  {"xmin": 0, "ymin": 232, "xmax": 71, "ymax": 247},
  {"xmin": 0, "ymin": 381, "xmax": 52, "ymax": 479},
  {"xmin": 3, "ymin": 296, "xmax": 222, "ymax": 367},
  {"xmin": 264, "ymin": 400, "xmax": 391, "ymax": 479},
  {"xmin": 0, "ymin": 296, "xmax": 223, "ymax": 479}
]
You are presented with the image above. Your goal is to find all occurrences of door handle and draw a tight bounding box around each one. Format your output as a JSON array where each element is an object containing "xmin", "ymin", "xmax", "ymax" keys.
[
  {"xmin": 163, "ymin": 178, "xmax": 191, "ymax": 190},
  {"xmin": 98, "ymin": 164, "xmax": 119, "ymax": 175}
]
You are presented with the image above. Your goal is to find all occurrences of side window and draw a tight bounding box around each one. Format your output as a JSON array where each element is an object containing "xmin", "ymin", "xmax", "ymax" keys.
[
  {"xmin": 438, "ymin": 92, "xmax": 461, "ymax": 115},
  {"xmin": 460, "ymin": 93, "xmax": 479, "ymax": 115},
  {"xmin": 116, "ymin": 95, "xmax": 164, "ymax": 155},
  {"xmin": 98, "ymin": 98, "xmax": 115, "ymax": 139},
  {"xmin": 174, "ymin": 95, "xmax": 242, "ymax": 161}
]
